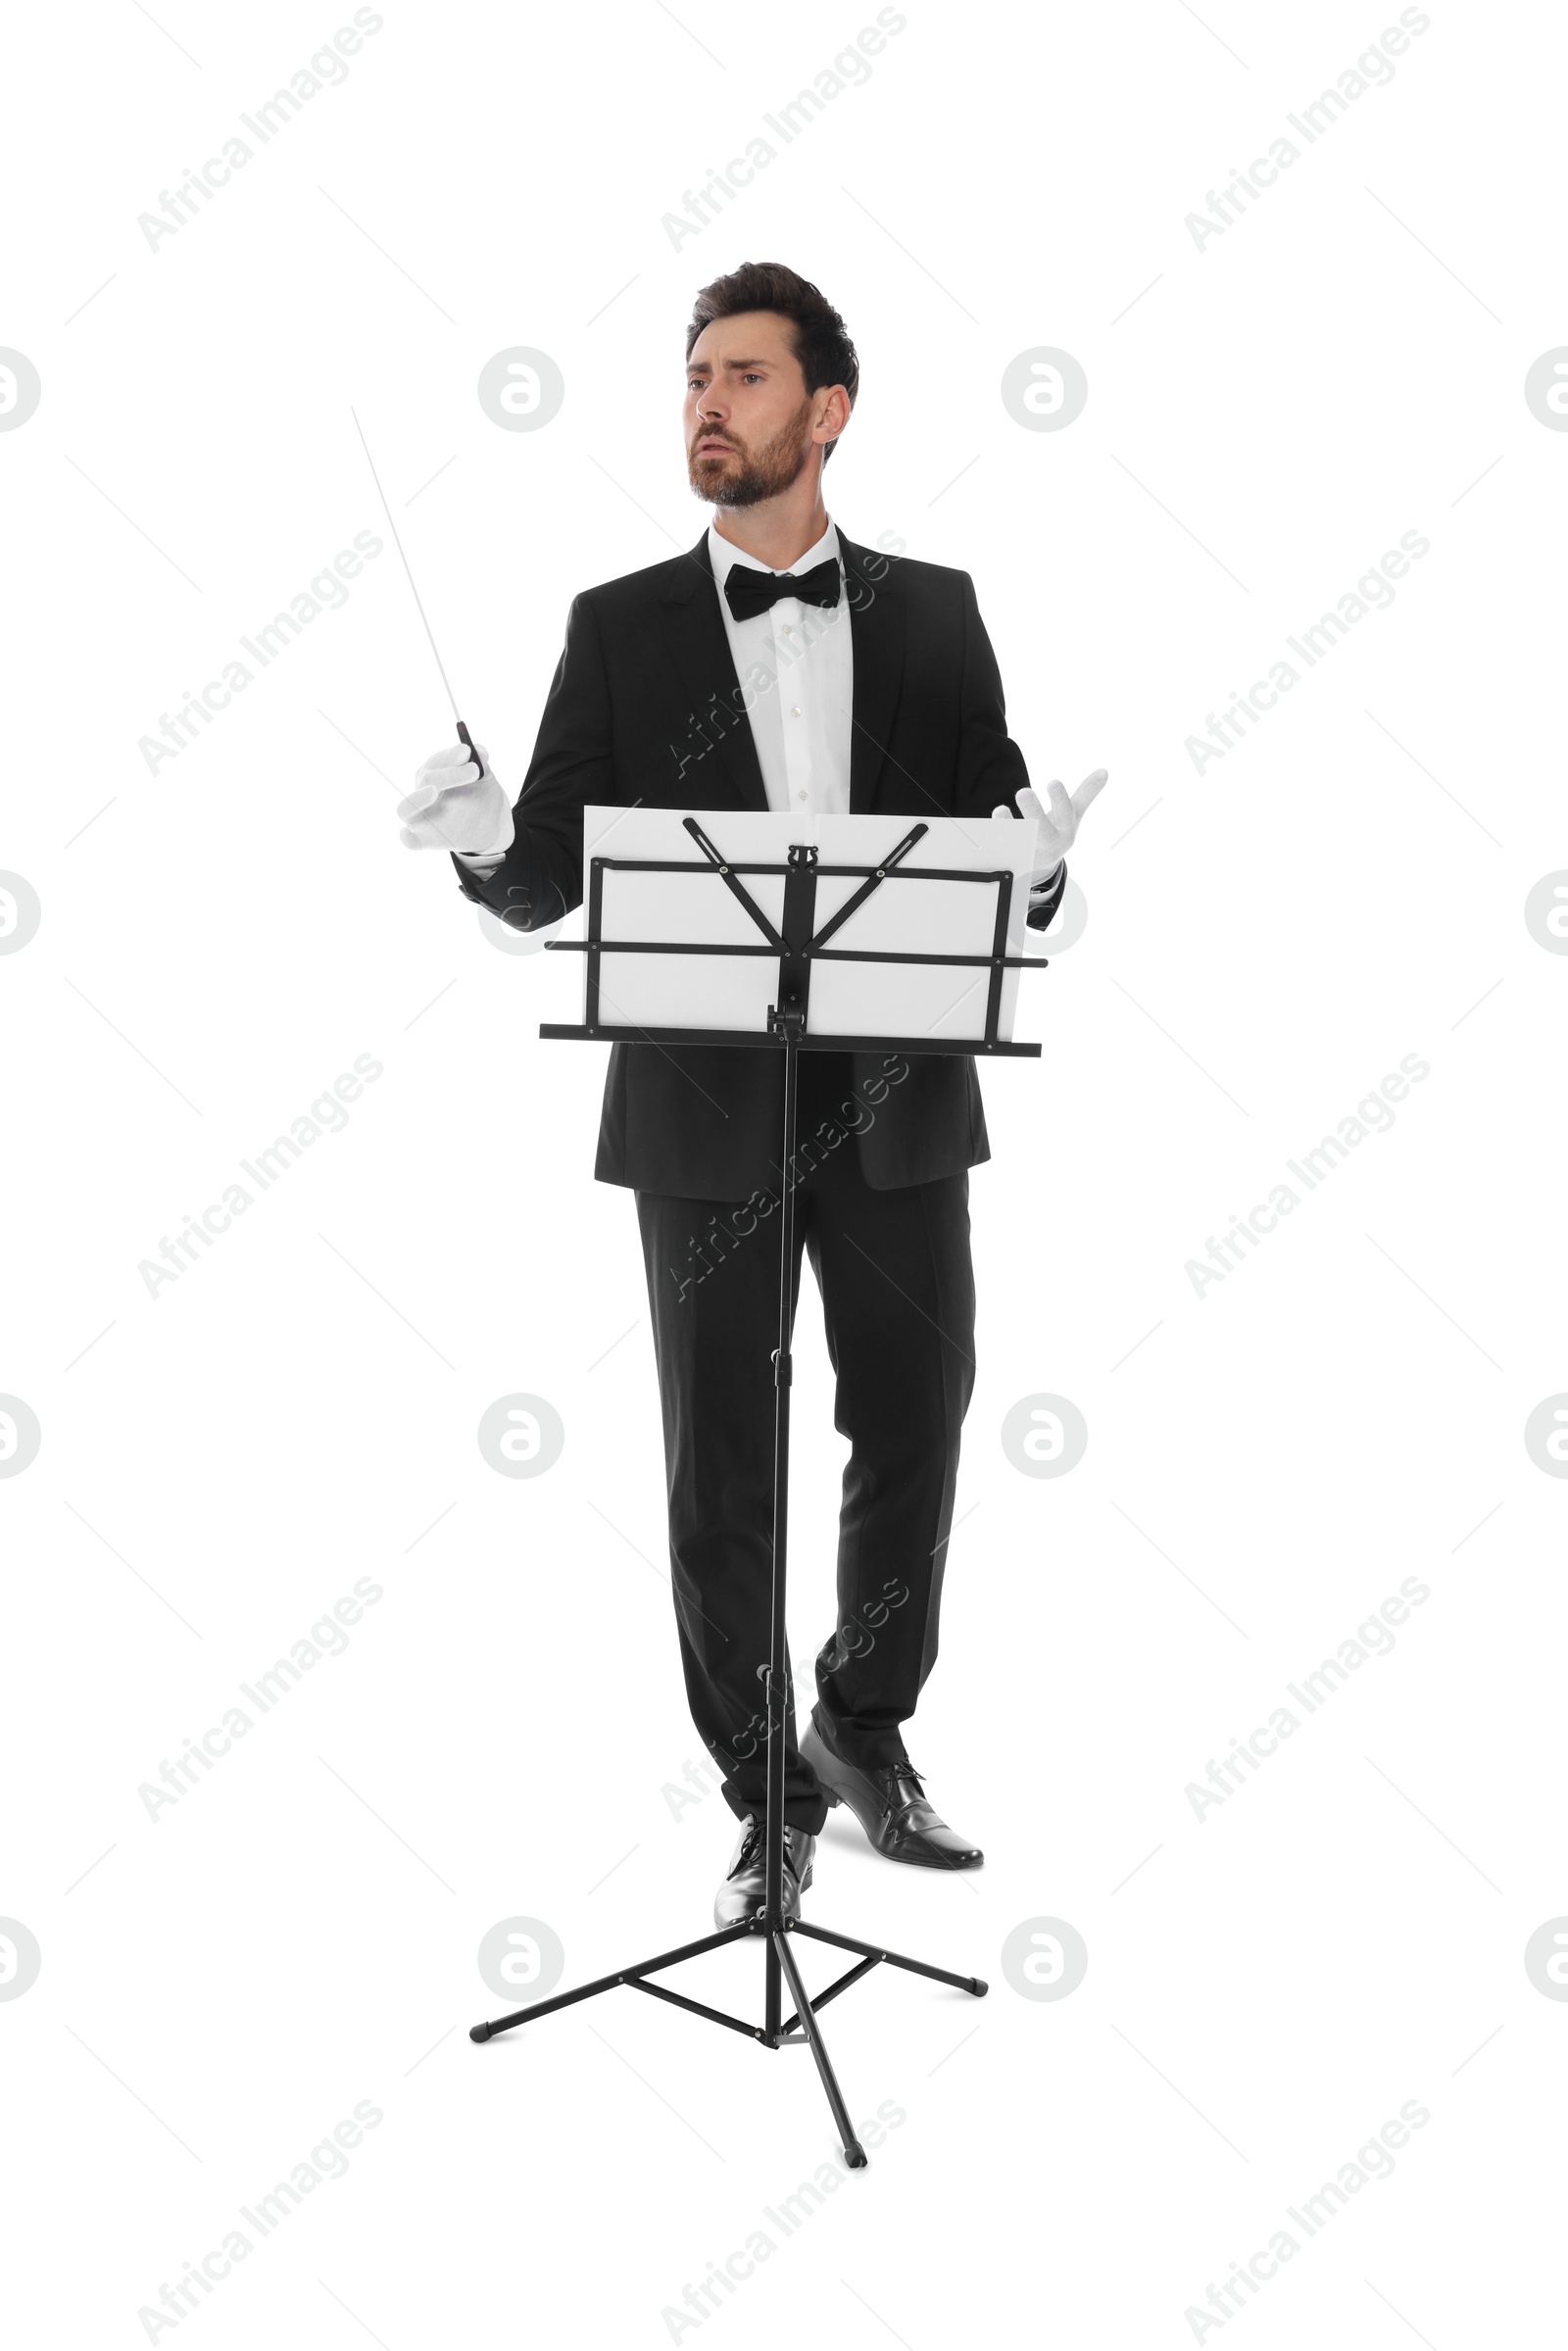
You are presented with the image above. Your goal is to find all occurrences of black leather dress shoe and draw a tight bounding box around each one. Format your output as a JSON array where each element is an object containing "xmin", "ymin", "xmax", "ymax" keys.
[
  {"xmin": 800, "ymin": 1719, "xmax": 983, "ymax": 1869},
  {"xmin": 713, "ymin": 1815, "xmax": 815, "ymax": 1928}
]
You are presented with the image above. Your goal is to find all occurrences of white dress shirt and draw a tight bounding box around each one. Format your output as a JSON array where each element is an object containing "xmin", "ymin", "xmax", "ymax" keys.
[{"xmin": 705, "ymin": 516, "xmax": 854, "ymax": 814}]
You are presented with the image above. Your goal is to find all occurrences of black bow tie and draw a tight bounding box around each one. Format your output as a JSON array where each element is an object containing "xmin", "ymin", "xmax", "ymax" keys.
[{"xmin": 723, "ymin": 555, "xmax": 841, "ymax": 623}]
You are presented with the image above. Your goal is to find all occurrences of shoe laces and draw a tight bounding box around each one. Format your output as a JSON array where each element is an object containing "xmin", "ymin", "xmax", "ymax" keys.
[
  {"xmin": 730, "ymin": 1820, "xmax": 764, "ymax": 1877},
  {"xmin": 882, "ymin": 1760, "xmax": 927, "ymax": 1819},
  {"xmin": 730, "ymin": 1820, "xmax": 807, "ymax": 1879}
]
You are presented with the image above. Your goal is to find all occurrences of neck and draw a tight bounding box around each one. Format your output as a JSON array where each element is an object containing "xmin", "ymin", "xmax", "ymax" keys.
[{"xmin": 710, "ymin": 470, "xmax": 831, "ymax": 571}]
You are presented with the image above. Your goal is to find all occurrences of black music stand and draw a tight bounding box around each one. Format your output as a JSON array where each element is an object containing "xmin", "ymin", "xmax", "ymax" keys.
[{"xmin": 468, "ymin": 812, "xmax": 1049, "ymax": 2165}]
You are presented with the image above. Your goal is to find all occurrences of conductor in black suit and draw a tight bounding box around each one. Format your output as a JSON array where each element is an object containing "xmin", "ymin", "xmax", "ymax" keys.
[{"xmin": 399, "ymin": 262, "xmax": 1105, "ymax": 1926}]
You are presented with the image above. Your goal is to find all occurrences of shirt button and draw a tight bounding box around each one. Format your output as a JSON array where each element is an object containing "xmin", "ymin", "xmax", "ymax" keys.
[
  {"xmin": 797, "ymin": 790, "xmax": 808, "ymax": 803},
  {"xmin": 791, "ymin": 706, "xmax": 802, "ymax": 716},
  {"xmin": 783, "ymin": 623, "xmax": 795, "ymax": 635}
]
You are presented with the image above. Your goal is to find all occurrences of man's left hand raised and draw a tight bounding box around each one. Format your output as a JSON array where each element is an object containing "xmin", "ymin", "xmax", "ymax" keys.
[{"xmin": 993, "ymin": 768, "xmax": 1108, "ymax": 890}]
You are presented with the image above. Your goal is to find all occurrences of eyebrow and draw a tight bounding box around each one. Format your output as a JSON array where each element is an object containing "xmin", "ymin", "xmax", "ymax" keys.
[{"xmin": 686, "ymin": 357, "xmax": 772, "ymax": 374}]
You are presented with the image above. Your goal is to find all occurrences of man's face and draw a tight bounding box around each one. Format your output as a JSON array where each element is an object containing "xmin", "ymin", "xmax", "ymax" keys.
[{"xmin": 684, "ymin": 311, "xmax": 825, "ymax": 509}]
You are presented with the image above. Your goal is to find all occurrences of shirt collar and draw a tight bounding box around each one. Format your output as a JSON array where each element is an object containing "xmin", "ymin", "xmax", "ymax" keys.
[{"xmin": 708, "ymin": 515, "xmax": 841, "ymax": 587}]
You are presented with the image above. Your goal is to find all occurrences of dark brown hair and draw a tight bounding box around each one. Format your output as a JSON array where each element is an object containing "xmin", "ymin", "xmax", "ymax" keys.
[{"xmin": 685, "ymin": 262, "xmax": 858, "ymax": 464}]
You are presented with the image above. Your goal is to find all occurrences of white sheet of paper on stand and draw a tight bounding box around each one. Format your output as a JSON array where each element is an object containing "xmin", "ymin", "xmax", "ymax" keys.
[{"xmin": 577, "ymin": 807, "xmax": 1044, "ymax": 1045}]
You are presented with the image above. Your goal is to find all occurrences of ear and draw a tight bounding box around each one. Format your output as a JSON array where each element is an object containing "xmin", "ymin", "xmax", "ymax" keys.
[{"xmin": 813, "ymin": 383, "xmax": 852, "ymax": 444}]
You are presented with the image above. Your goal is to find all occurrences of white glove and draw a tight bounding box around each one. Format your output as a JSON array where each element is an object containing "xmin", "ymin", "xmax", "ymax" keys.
[
  {"xmin": 397, "ymin": 740, "xmax": 515, "ymax": 860},
  {"xmin": 993, "ymin": 769, "xmax": 1107, "ymax": 887}
]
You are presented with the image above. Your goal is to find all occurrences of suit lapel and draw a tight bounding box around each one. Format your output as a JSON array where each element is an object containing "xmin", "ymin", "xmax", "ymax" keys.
[
  {"xmin": 657, "ymin": 536, "xmax": 768, "ymax": 810},
  {"xmin": 841, "ymin": 534, "xmax": 905, "ymax": 813}
]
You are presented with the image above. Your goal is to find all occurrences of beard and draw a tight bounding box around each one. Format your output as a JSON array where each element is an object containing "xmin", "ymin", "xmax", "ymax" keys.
[{"xmin": 687, "ymin": 395, "xmax": 816, "ymax": 508}]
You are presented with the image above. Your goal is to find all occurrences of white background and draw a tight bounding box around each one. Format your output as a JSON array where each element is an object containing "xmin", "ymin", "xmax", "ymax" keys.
[{"xmin": 3, "ymin": 1, "xmax": 1565, "ymax": 2344}]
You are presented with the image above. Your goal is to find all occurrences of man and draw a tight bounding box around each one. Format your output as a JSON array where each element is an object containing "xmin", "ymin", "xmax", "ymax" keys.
[{"xmin": 398, "ymin": 262, "xmax": 1105, "ymax": 1928}]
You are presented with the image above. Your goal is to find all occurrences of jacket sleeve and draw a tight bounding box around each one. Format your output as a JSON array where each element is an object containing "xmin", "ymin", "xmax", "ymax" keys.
[
  {"xmin": 954, "ymin": 571, "xmax": 1066, "ymax": 933},
  {"xmin": 450, "ymin": 591, "xmax": 614, "ymax": 932}
]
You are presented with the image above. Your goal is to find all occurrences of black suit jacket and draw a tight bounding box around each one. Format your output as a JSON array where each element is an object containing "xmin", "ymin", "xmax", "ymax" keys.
[{"xmin": 452, "ymin": 530, "xmax": 1062, "ymax": 1199}]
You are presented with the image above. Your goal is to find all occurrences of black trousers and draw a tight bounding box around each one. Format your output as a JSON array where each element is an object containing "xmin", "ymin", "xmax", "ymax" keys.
[{"xmin": 635, "ymin": 1051, "xmax": 977, "ymax": 1836}]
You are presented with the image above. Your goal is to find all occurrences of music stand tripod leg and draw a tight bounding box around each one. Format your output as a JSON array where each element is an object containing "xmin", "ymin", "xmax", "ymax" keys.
[
  {"xmin": 773, "ymin": 1924, "xmax": 867, "ymax": 2167},
  {"xmin": 469, "ymin": 1920, "xmax": 755, "ymax": 2040}
]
